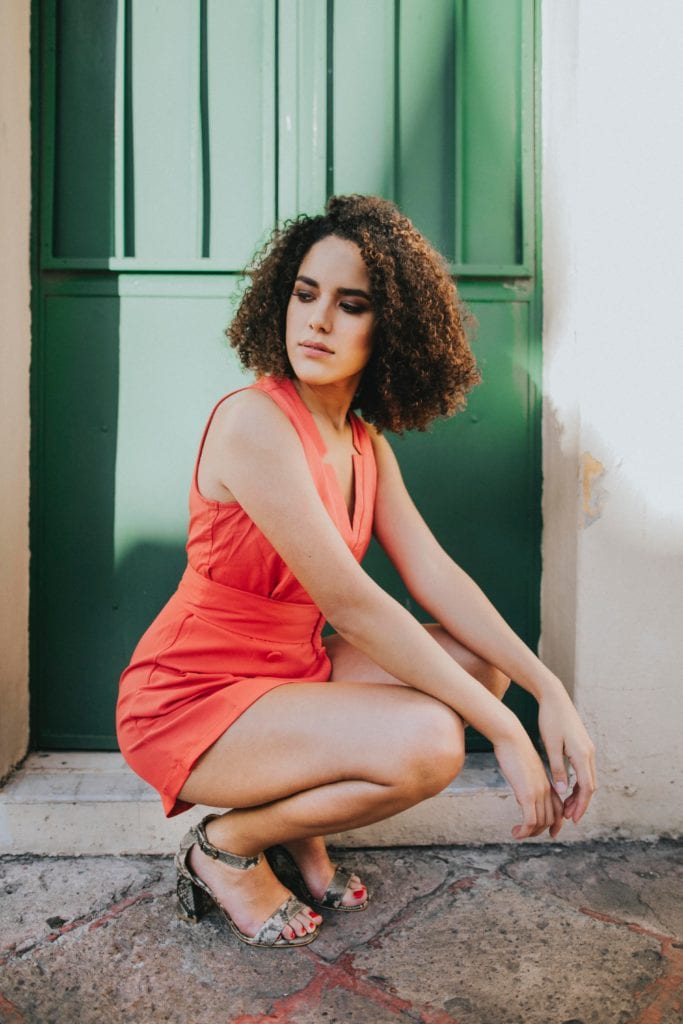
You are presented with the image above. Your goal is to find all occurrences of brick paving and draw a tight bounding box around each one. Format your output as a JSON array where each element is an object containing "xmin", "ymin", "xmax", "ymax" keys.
[{"xmin": 1, "ymin": 841, "xmax": 681, "ymax": 1024}]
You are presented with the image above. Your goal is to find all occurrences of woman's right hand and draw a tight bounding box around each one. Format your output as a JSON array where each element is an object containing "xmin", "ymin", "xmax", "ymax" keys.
[{"xmin": 493, "ymin": 728, "xmax": 565, "ymax": 840}]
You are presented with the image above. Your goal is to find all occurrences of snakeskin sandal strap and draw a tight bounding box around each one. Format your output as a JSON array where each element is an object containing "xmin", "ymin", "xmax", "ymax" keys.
[
  {"xmin": 251, "ymin": 895, "xmax": 311, "ymax": 945},
  {"xmin": 191, "ymin": 814, "xmax": 263, "ymax": 870},
  {"xmin": 318, "ymin": 865, "xmax": 358, "ymax": 909}
]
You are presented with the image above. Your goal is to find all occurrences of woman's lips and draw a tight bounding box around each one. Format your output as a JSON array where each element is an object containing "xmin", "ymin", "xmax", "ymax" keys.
[{"xmin": 299, "ymin": 341, "xmax": 333, "ymax": 355}]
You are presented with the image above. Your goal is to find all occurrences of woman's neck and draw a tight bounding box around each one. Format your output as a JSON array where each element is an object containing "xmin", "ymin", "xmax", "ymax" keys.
[{"xmin": 292, "ymin": 378, "xmax": 358, "ymax": 434}]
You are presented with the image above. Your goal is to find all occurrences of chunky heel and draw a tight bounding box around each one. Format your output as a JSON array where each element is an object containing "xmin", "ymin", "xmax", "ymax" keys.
[{"xmin": 176, "ymin": 873, "xmax": 211, "ymax": 923}]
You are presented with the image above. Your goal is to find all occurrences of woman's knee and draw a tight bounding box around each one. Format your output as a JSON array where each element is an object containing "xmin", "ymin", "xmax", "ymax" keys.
[
  {"xmin": 424, "ymin": 625, "xmax": 510, "ymax": 702},
  {"xmin": 397, "ymin": 697, "xmax": 465, "ymax": 800},
  {"xmin": 480, "ymin": 663, "xmax": 511, "ymax": 701}
]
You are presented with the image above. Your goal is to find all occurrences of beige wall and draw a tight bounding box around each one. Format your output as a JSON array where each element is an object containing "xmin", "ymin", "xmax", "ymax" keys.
[
  {"xmin": 541, "ymin": 0, "xmax": 683, "ymax": 838},
  {"xmin": 0, "ymin": 0, "xmax": 31, "ymax": 778}
]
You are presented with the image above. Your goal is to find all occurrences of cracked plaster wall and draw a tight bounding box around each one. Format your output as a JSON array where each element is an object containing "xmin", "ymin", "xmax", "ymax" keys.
[
  {"xmin": 540, "ymin": 0, "xmax": 683, "ymax": 836},
  {"xmin": 0, "ymin": 0, "xmax": 30, "ymax": 777}
]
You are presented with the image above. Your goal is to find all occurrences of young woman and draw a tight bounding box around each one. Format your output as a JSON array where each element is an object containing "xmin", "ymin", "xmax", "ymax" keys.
[{"xmin": 116, "ymin": 194, "xmax": 596, "ymax": 949}]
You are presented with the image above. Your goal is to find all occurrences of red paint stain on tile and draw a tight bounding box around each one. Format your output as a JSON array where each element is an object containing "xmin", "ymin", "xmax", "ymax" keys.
[
  {"xmin": 0, "ymin": 891, "xmax": 155, "ymax": 966},
  {"xmin": 447, "ymin": 876, "xmax": 478, "ymax": 894},
  {"xmin": 578, "ymin": 906, "xmax": 683, "ymax": 1024},
  {"xmin": 228, "ymin": 952, "xmax": 460, "ymax": 1024},
  {"xmin": 86, "ymin": 891, "xmax": 154, "ymax": 932},
  {"xmin": 629, "ymin": 939, "xmax": 683, "ymax": 1024},
  {"xmin": 0, "ymin": 991, "xmax": 26, "ymax": 1024}
]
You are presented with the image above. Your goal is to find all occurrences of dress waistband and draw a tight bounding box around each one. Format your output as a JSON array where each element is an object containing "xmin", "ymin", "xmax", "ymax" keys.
[{"xmin": 176, "ymin": 564, "xmax": 323, "ymax": 644}]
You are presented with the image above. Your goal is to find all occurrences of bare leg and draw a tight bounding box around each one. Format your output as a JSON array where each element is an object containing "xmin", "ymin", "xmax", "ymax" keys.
[
  {"xmin": 178, "ymin": 682, "xmax": 464, "ymax": 940},
  {"xmin": 284, "ymin": 625, "xmax": 510, "ymax": 892},
  {"xmin": 266, "ymin": 624, "xmax": 511, "ymax": 920},
  {"xmin": 324, "ymin": 623, "xmax": 511, "ymax": 699}
]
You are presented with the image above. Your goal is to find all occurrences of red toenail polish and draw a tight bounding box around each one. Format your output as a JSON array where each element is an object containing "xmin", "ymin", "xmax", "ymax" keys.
[
  {"xmin": 308, "ymin": 910, "xmax": 317, "ymax": 917},
  {"xmin": 353, "ymin": 889, "xmax": 365, "ymax": 898}
]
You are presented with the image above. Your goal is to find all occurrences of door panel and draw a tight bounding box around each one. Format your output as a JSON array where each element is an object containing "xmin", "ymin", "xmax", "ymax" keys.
[
  {"xmin": 36, "ymin": 291, "xmax": 121, "ymax": 745},
  {"xmin": 33, "ymin": 0, "xmax": 541, "ymax": 750}
]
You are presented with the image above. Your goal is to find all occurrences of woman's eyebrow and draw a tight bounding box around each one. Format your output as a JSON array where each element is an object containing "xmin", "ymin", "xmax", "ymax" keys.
[{"xmin": 295, "ymin": 275, "xmax": 371, "ymax": 301}]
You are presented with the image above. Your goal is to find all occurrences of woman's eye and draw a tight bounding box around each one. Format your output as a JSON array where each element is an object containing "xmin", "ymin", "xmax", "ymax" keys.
[
  {"xmin": 340, "ymin": 303, "xmax": 365, "ymax": 314},
  {"xmin": 294, "ymin": 290, "xmax": 314, "ymax": 302}
]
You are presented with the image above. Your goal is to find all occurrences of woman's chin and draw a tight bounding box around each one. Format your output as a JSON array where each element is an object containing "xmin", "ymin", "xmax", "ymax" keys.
[{"xmin": 289, "ymin": 361, "xmax": 335, "ymax": 386}]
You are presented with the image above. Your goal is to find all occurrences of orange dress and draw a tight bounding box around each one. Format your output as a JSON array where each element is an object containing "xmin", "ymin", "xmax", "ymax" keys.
[{"xmin": 116, "ymin": 376, "xmax": 377, "ymax": 816}]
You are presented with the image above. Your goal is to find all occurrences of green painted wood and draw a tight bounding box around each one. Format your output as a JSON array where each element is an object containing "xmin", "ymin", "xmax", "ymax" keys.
[
  {"xmin": 204, "ymin": 0, "xmax": 277, "ymax": 261},
  {"xmin": 332, "ymin": 0, "xmax": 397, "ymax": 199},
  {"xmin": 459, "ymin": 0, "xmax": 533, "ymax": 267},
  {"xmin": 32, "ymin": 0, "xmax": 541, "ymax": 751},
  {"xmin": 41, "ymin": 0, "xmax": 534, "ymax": 275},
  {"xmin": 34, "ymin": 291, "xmax": 122, "ymax": 746},
  {"xmin": 113, "ymin": 282, "xmax": 248, "ymax": 573},
  {"xmin": 277, "ymin": 0, "xmax": 328, "ymax": 220},
  {"xmin": 398, "ymin": 0, "xmax": 457, "ymax": 260},
  {"xmin": 51, "ymin": 0, "xmax": 118, "ymax": 257},
  {"xmin": 129, "ymin": 0, "xmax": 201, "ymax": 258}
]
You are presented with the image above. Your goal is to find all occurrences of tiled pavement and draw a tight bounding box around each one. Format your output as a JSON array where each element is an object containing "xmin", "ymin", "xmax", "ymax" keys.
[{"xmin": 1, "ymin": 841, "xmax": 681, "ymax": 1024}]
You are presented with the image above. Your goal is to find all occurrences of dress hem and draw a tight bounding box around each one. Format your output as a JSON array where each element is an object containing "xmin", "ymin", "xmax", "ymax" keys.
[{"xmin": 157, "ymin": 674, "xmax": 330, "ymax": 817}]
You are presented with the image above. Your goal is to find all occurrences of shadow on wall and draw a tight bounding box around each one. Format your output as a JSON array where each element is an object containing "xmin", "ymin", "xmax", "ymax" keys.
[{"xmin": 115, "ymin": 540, "xmax": 188, "ymax": 667}]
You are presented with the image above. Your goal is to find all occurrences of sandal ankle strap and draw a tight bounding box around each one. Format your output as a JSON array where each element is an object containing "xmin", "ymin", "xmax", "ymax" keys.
[{"xmin": 191, "ymin": 814, "xmax": 263, "ymax": 870}]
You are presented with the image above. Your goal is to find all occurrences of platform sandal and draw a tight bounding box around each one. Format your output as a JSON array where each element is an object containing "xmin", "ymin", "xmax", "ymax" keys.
[
  {"xmin": 266, "ymin": 844, "xmax": 369, "ymax": 913},
  {"xmin": 175, "ymin": 815, "xmax": 320, "ymax": 948}
]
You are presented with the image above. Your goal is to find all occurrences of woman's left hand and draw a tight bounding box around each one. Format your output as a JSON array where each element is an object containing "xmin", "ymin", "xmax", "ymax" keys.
[{"xmin": 537, "ymin": 689, "xmax": 597, "ymax": 828}]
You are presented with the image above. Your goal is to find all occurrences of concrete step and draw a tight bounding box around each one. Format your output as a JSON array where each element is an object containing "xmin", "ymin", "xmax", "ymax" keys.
[{"xmin": 0, "ymin": 752, "xmax": 521, "ymax": 855}]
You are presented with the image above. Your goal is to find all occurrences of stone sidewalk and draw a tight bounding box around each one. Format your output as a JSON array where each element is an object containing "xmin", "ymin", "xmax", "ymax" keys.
[{"xmin": 1, "ymin": 841, "xmax": 681, "ymax": 1024}]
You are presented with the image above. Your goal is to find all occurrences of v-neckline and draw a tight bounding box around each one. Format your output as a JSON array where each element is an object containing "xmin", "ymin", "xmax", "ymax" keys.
[{"xmin": 286, "ymin": 379, "xmax": 362, "ymax": 536}]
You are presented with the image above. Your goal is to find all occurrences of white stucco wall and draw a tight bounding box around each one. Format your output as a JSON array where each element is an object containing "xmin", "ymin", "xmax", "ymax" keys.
[
  {"xmin": 0, "ymin": 0, "xmax": 31, "ymax": 779},
  {"xmin": 541, "ymin": 0, "xmax": 683, "ymax": 837}
]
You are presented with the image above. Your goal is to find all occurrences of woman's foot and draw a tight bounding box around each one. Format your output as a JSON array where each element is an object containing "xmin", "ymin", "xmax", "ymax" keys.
[
  {"xmin": 187, "ymin": 840, "xmax": 322, "ymax": 941},
  {"xmin": 280, "ymin": 836, "xmax": 368, "ymax": 909}
]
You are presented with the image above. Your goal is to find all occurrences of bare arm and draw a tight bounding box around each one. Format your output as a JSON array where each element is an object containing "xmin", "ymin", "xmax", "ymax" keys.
[
  {"xmin": 211, "ymin": 391, "xmax": 564, "ymax": 838},
  {"xmin": 370, "ymin": 429, "xmax": 597, "ymax": 824}
]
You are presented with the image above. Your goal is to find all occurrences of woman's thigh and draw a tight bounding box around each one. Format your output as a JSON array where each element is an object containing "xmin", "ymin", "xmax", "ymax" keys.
[
  {"xmin": 178, "ymin": 680, "xmax": 464, "ymax": 809},
  {"xmin": 324, "ymin": 624, "xmax": 510, "ymax": 697}
]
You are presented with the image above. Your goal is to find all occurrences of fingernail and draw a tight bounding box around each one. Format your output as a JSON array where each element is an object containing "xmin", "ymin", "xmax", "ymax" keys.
[{"xmin": 554, "ymin": 780, "xmax": 568, "ymax": 795}]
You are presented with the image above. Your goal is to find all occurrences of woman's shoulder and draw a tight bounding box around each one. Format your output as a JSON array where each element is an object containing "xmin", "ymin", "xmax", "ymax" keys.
[
  {"xmin": 357, "ymin": 416, "xmax": 379, "ymax": 440},
  {"xmin": 208, "ymin": 379, "xmax": 300, "ymax": 450},
  {"xmin": 354, "ymin": 416, "xmax": 388, "ymax": 455}
]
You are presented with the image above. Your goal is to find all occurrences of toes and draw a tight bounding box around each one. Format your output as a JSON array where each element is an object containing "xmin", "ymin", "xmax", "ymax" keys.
[
  {"xmin": 300, "ymin": 910, "xmax": 319, "ymax": 933},
  {"xmin": 342, "ymin": 874, "xmax": 367, "ymax": 906},
  {"xmin": 282, "ymin": 910, "xmax": 318, "ymax": 942}
]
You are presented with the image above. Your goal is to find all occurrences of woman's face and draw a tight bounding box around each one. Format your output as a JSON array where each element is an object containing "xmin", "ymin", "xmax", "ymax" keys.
[{"xmin": 285, "ymin": 235, "xmax": 375, "ymax": 391}]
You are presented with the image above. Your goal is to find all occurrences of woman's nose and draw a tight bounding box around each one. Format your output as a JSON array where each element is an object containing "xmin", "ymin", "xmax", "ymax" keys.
[{"xmin": 309, "ymin": 303, "xmax": 331, "ymax": 332}]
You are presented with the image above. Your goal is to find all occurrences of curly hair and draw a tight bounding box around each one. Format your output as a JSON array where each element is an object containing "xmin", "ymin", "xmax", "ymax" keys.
[{"xmin": 227, "ymin": 194, "xmax": 480, "ymax": 433}]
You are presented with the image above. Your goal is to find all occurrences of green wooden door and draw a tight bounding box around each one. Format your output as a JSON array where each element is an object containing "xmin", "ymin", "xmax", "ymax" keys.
[{"xmin": 32, "ymin": 0, "xmax": 541, "ymax": 750}]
